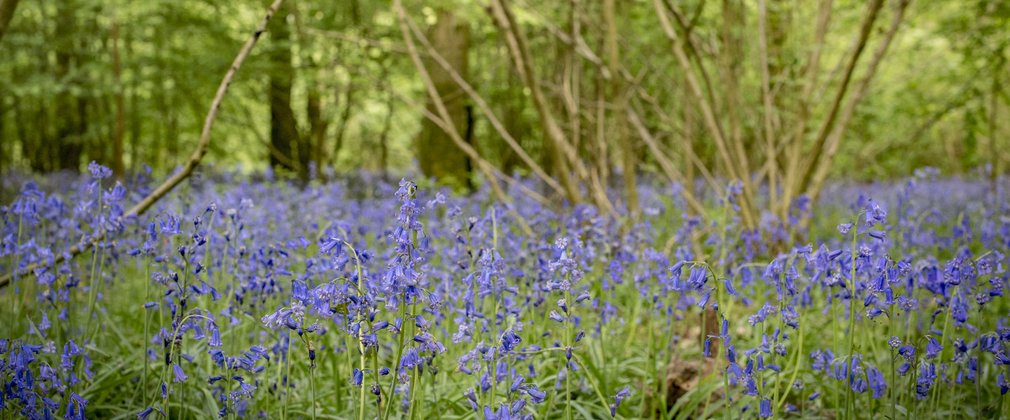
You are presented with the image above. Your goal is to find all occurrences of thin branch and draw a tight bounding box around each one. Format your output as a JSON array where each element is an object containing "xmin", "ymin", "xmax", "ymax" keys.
[
  {"xmin": 779, "ymin": 0, "xmax": 832, "ymax": 217},
  {"xmin": 653, "ymin": 0, "xmax": 756, "ymax": 228},
  {"xmin": 805, "ymin": 0, "xmax": 912, "ymax": 202},
  {"xmin": 757, "ymin": 0, "xmax": 778, "ymax": 213},
  {"xmin": 798, "ymin": 0, "xmax": 885, "ymax": 192},
  {"xmin": 627, "ymin": 109, "xmax": 705, "ymax": 214},
  {"xmin": 488, "ymin": 0, "xmax": 589, "ymax": 207}
]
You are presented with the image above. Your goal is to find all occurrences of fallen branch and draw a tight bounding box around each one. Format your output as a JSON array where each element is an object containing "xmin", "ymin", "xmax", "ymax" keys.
[{"xmin": 0, "ymin": 0, "xmax": 285, "ymax": 289}]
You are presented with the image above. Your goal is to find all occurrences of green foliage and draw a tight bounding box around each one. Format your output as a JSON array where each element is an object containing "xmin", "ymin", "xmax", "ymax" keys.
[{"xmin": 0, "ymin": 0, "xmax": 1007, "ymax": 181}]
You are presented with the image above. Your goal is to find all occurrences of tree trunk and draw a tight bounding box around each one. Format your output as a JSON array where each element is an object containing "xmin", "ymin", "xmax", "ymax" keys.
[
  {"xmin": 416, "ymin": 9, "xmax": 472, "ymax": 189},
  {"xmin": 0, "ymin": 0, "xmax": 20, "ymax": 43},
  {"xmin": 111, "ymin": 20, "xmax": 126, "ymax": 178},
  {"xmin": 268, "ymin": 2, "xmax": 303, "ymax": 179},
  {"xmin": 53, "ymin": 0, "xmax": 83, "ymax": 172},
  {"xmin": 604, "ymin": 0, "xmax": 638, "ymax": 219},
  {"xmin": 332, "ymin": 79, "xmax": 354, "ymax": 168}
]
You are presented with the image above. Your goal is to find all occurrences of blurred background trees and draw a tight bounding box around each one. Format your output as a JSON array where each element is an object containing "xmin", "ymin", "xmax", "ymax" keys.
[{"xmin": 0, "ymin": 0, "xmax": 1007, "ymax": 215}]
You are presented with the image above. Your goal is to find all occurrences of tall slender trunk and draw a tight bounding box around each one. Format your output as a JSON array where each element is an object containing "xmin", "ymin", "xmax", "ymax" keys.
[
  {"xmin": 111, "ymin": 20, "xmax": 126, "ymax": 178},
  {"xmin": 54, "ymin": 0, "xmax": 83, "ymax": 172},
  {"xmin": 604, "ymin": 0, "xmax": 638, "ymax": 219},
  {"xmin": 416, "ymin": 10, "xmax": 473, "ymax": 189},
  {"xmin": 268, "ymin": 2, "xmax": 302, "ymax": 179}
]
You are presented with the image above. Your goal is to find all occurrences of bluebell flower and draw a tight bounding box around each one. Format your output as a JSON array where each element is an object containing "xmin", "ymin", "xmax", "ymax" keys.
[
  {"xmin": 838, "ymin": 223, "xmax": 853, "ymax": 235},
  {"xmin": 867, "ymin": 368, "xmax": 886, "ymax": 398},
  {"xmin": 925, "ymin": 337, "xmax": 943, "ymax": 359},
  {"xmin": 527, "ymin": 387, "xmax": 546, "ymax": 403},
  {"xmin": 88, "ymin": 161, "xmax": 113, "ymax": 179},
  {"xmin": 173, "ymin": 364, "xmax": 188, "ymax": 382},
  {"xmin": 510, "ymin": 375, "xmax": 525, "ymax": 392},
  {"xmin": 759, "ymin": 399, "xmax": 772, "ymax": 418},
  {"xmin": 401, "ymin": 348, "xmax": 422, "ymax": 370},
  {"xmin": 609, "ymin": 386, "xmax": 631, "ymax": 417}
]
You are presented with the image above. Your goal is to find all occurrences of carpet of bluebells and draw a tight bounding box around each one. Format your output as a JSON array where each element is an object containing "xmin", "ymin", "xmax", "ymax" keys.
[{"xmin": 2, "ymin": 163, "xmax": 1010, "ymax": 419}]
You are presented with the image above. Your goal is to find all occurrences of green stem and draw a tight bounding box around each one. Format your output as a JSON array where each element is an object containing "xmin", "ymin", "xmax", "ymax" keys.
[
  {"xmin": 9, "ymin": 213, "xmax": 22, "ymax": 335},
  {"xmin": 142, "ymin": 255, "xmax": 152, "ymax": 406},
  {"xmin": 564, "ymin": 281, "xmax": 574, "ymax": 420},
  {"xmin": 932, "ymin": 284, "xmax": 957, "ymax": 412},
  {"xmin": 382, "ymin": 294, "xmax": 409, "ymax": 420},
  {"xmin": 845, "ymin": 218, "xmax": 858, "ymax": 420},
  {"xmin": 309, "ymin": 350, "xmax": 317, "ymax": 420},
  {"xmin": 84, "ymin": 188, "xmax": 105, "ymax": 343},
  {"xmin": 774, "ymin": 321, "xmax": 804, "ymax": 413},
  {"xmin": 283, "ymin": 331, "xmax": 291, "ymax": 420}
]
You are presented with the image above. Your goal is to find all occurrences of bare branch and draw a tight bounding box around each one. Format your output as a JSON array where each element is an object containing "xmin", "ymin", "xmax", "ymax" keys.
[
  {"xmin": 806, "ymin": 0, "xmax": 912, "ymax": 202},
  {"xmin": 779, "ymin": 0, "xmax": 832, "ymax": 217},
  {"xmin": 653, "ymin": 0, "xmax": 756, "ymax": 228},
  {"xmin": 488, "ymin": 0, "xmax": 589, "ymax": 207},
  {"xmin": 798, "ymin": 0, "xmax": 885, "ymax": 192},
  {"xmin": 627, "ymin": 109, "xmax": 705, "ymax": 214}
]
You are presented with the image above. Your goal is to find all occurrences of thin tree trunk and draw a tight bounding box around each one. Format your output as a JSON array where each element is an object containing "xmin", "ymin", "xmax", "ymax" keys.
[
  {"xmin": 393, "ymin": 0, "xmax": 536, "ymax": 234},
  {"xmin": 989, "ymin": 71, "xmax": 999, "ymax": 195},
  {"xmin": 780, "ymin": 0, "xmax": 832, "ymax": 218},
  {"xmin": 720, "ymin": 0, "xmax": 745, "ymax": 176},
  {"xmin": 757, "ymin": 0, "xmax": 778, "ymax": 214},
  {"xmin": 292, "ymin": 1, "xmax": 328, "ymax": 179},
  {"xmin": 402, "ymin": 10, "xmax": 567, "ymax": 198},
  {"xmin": 268, "ymin": 2, "xmax": 302, "ymax": 179},
  {"xmin": 654, "ymin": 0, "xmax": 756, "ymax": 228},
  {"xmin": 332, "ymin": 72, "xmax": 355, "ymax": 167},
  {"xmin": 605, "ymin": 0, "xmax": 638, "ymax": 219},
  {"xmin": 110, "ymin": 20, "xmax": 126, "ymax": 178},
  {"xmin": 378, "ymin": 69, "xmax": 394, "ymax": 178},
  {"xmin": 415, "ymin": 9, "xmax": 472, "ymax": 188}
]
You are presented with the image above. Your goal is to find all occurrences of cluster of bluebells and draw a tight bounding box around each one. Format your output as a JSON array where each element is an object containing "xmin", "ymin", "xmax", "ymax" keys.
[{"xmin": 2, "ymin": 164, "xmax": 1010, "ymax": 419}]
